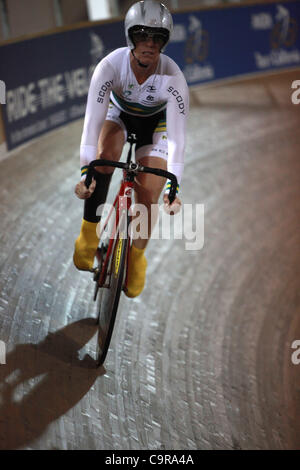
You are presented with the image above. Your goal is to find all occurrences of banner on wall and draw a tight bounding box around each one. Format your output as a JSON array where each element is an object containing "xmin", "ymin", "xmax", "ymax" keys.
[
  {"xmin": 167, "ymin": 1, "xmax": 300, "ymax": 85},
  {"xmin": 0, "ymin": 21, "xmax": 125, "ymax": 150},
  {"xmin": 0, "ymin": 1, "xmax": 299, "ymax": 150}
]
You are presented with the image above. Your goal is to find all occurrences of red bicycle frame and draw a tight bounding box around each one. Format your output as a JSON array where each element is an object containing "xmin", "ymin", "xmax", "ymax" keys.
[
  {"xmin": 96, "ymin": 175, "xmax": 134, "ymax": 291},
  {"xmin": 85, "ymin": 133, "xmax": 178, "ymax": 295}
]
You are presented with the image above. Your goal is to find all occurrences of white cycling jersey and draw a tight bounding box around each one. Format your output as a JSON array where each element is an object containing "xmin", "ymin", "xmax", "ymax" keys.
[{"xmin": 80, "ymin": 47, "xmax": 189, "ymax": 185}]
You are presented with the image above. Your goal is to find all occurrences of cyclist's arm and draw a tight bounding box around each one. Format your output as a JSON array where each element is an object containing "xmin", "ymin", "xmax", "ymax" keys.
[
  {"xmin": 164, "ymin": 73, "xmax": 189, "ymax": 193},
  {"xmin": 80, "ymin": 59, "xmax": 115, "ymax": 180}
]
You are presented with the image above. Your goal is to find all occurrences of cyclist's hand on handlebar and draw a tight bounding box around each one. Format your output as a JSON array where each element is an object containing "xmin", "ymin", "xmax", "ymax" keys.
[
  {"xmin": 74, "ymin": 177, "xmax": 96, "ymax": 199},
  {"xmin": 163, "ymin": 194, "xmax": 182, "ymax": 216}
]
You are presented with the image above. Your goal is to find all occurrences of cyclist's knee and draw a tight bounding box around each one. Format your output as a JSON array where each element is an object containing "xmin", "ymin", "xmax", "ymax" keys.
[
  {"xmin": 135, "ymin": 187, "xmax": 161, "ymax": 207},
  {"xmin": 96, "ymin": 151, "xmax": 120, "ymax": 174}
]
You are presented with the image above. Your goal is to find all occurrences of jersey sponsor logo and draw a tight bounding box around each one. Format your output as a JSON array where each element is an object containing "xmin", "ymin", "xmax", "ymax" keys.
[
  {"xmin": 151, "ymin": 146, "xmax": 168, "ymax": 156},
  {"xmin": 146, "ymin": 85, "xmax": 156, "ymax": 93},
  {"xmin": 167, "ymin": 86, "xmax": 186, "ymax": 114},
  {"xmin": 97, "ymin": 80, "xmax": 113, "ymax": 103}
]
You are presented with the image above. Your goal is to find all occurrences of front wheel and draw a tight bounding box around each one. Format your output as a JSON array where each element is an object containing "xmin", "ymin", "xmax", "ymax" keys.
[{"xmin": 96, "ymin": 219, "xmax": 129, "ymax": 366}]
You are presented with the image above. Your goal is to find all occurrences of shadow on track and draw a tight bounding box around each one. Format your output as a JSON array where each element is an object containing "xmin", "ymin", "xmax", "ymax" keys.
[{"xmin": 0, "ymin": 317, "xmax": 104, "ymax": 449}]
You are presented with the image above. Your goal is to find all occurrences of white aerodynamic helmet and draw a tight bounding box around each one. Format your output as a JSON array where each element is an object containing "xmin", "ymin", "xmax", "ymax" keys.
[{"xmin": 125, "ymin": 0, "xmax": 173, "ymax": 52}]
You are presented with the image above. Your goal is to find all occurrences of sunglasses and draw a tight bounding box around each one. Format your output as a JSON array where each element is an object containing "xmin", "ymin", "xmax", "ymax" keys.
[{"xmin": 131, "ymin": 29, "xmax": 168, "ymax": 47}]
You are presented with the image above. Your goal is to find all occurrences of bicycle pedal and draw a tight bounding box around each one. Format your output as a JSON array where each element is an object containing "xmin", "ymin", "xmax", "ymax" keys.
[{"xmin": 93, "ymin": 267, "xmax": 100, "ymax": 282}]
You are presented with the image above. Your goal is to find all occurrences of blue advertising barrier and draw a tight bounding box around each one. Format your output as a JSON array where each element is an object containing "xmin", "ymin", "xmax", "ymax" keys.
[
  {"xmin": 0, "ymin": 21, "xmax": 125, "ymax": 150},
  {"xmin": 0, "ymin": 1, "xmax": 299, "ymax": 150},
  {"xmin": 168, "ymin": 1, "xmax": 300, "ymax": 85}
]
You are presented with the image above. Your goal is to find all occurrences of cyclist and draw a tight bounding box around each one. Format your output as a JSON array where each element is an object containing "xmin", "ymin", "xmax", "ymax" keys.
[{"xmin": 73, "ymin": 0, "xmax": 189, "ymax": 298}]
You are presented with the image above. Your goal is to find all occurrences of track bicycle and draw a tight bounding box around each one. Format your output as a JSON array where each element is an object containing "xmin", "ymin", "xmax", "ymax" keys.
[{"xmin": 84, "ymin": 134, "xmax": 178, "ymax": 366}]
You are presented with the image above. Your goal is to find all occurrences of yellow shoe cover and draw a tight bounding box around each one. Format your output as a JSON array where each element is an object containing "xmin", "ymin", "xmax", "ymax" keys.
[
  {"xmin": 73, "ymin": 220, "xmax": 99, "ymax": 271},
  {"xmin": 125, "ymin": 244, "xmax": 147, "ymax": 298}
]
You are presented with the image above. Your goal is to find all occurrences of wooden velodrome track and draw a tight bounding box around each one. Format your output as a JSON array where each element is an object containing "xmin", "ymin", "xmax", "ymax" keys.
[{"xmin": 0, "ymin": 70, "xmax": 299, "ymax": 450}]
